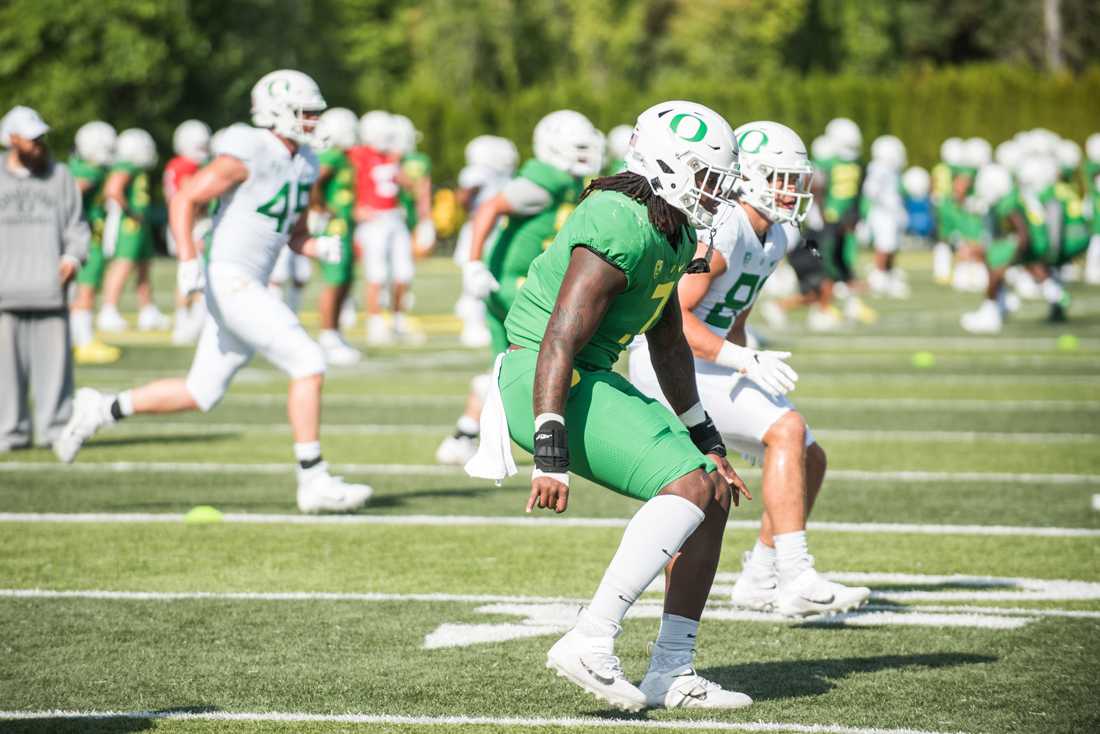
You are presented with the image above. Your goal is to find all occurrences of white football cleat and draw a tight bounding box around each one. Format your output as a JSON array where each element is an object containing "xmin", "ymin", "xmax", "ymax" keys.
[
  {"xmin": 729, "ymin": 551, "xmax": 778, "ymax": 611},
  {"xmin": 53, "ymin": 388, "xmax": 115, "ymax": 463},
  {"xmin": 807, "ymin": 306, "xmax": 842, "ymax": 332},
  {"xmin": 436, "ymin": 434, "xmax": 478, "ymax": 466},
  {"xmin": 886, "ymin": 270, "xmax": 910, "ymax": 299},
  {"xmin": 319, "ymin": 331, "xmax": 362, "ymax": 366},
  {"xmin": 961, "ymin": 300, "xmax": 1002, "ymax": 334},
  {"xmin": 96, "ymin": 306, "xmax": 128, "ymax": 333},
  {"xmin": 296, "ymin": 463, "xmax": 373, "ymax": 513},
  {"xmin": 546, "ymin": 627, "xmax": 647, "ymax": 713},
  {"xmin": 775, "ymin": 565, "xmax": 871, "ymax": 618},
  {"xmin": 137, "ymin": 304, "xmax": 171, "ymax": 332},
  {"xmin": 366, "ymin": 315, "xmax": 393, "ymax": 346},
  {"xmin": 640, "ymin": 659, "xmax": 752, "ymax": 710}
]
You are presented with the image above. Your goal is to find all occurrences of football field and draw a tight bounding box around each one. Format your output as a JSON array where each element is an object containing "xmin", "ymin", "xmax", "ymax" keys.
[{"xmin": 2, "ymin": 254, "xmax": 1099, "ymax": 733}]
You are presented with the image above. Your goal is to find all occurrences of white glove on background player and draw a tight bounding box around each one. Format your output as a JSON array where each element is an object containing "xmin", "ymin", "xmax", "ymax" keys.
[
  {"xmin": 717, "ymin": 341, "xmax": 799, "ymax": 397},
  {"xmin": 310, "ymin": 235, "xmax": 344, "ymax": 264},
  {"xmin": 463, "ymin": 260, "xmax": 499, "ymax": 299},
  {"xmin": 415, "ymin": 220, "xmax": 436, "ymax": 250},
  {"xmin": 176, "ymin": 258, "xmax": 205, "ymax": 295}
]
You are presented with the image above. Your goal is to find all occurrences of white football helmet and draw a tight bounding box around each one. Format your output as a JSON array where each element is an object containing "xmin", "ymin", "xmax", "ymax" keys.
[
  {"xmin": 994, "ymin": 140, "xmax": 1023, "ymax": 171},
  {"xmin": 608, "ymin": 124, "xmax": 633, "ymax": 161},
  {"xmin": 1016, "ymin": 155, "xmax": 1058, "ymax": 195},
  {"xmin": 533, "ymin": 109, "xmax": 603, "ymax": 177},
  {"xmin": 825, "ymin": 117, "xmax": 862, "ymax": 161},
  {"xmin": 940, "ymin": 137, "xmax": 965, "ymax": 166},
  {"xmin": 390, "ymin": 114, "xmax": 420, "ymax": 156},
  {"xmin": 625, "ymin": 100, "xmax": 739, "ymax": 229},
  {"xmin": 810, "ymin": 135, "xmax": 835, "ymax": 163},
  {"xmin": 974, "ymin": 164, "xmax": 1014, "ymax": 208},
  {"xmin": 870, "ymin": 135, "xmax": 906, "ymax": 171},
  {"xmin": 74, "ymin": 121, "xmax": 116, "ymax": 166},
  {"xmin": 172, "ymin": 119, "xmax": 211, "ymax": 162},
  {"xmin": 466, "ymin": 135, "xmax": 518, "ymax": 175},
  {"xmin": 733, "ymin": 121, "xmax": 814, "ymax": 225},
  {"xmin": 901, "ymin": 166, "xmax": 931, "ymax": 198},
  {"xmin": 1086, "ymin": 133, "xmax": 1100, "ymax": 164},
  {"xmin": 1055, "ymin": 139, "xmax": 1081, "ymax": 173},
  {"xmin": 250, "ymin": 69, "xmax": 326, "ymax": 146},
  {"xmin": 963, "ymin": 137, "xmax": 992, "ymax": 169},
  {"xmin": 115, "ymin": 128, "xmax": 157, "ymax": 168},
  {"xmin": 316, "ymin": 108, "xmax": 358, "ymax": 150},
  {"xmin": 359, "ymin": 110, "xmax": 395, "ymax": 152}
]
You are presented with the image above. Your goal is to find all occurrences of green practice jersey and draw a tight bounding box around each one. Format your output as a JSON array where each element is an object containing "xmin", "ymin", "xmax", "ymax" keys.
[
  {"xmin": 398, "ymin": 151, "xmax": 431, "ymax": 228},
  {"xmin": 67, "ymin": 156, "xmax": 108, "ymax": 230},
  {"xmin": 110, "ymin": 162, "xmax": 151, "ymax": 217},
  {"xmin": 1086, "ymin": 162, "xmax": 1100, "ymax": 236},
  {"xmin": 318, "ymin": 148, "xmax": 354, "ymax": 221},
  {"xmin": 1052, "ymin": 182, "xmax": 1090, "ymax": 258},
  {"xmin": 505, "ymin": 189, "xmax": 697, "ymax": 372},
  {"xmin": 823, "ymin": 159, "xmax": 862, "ymax": 222}
]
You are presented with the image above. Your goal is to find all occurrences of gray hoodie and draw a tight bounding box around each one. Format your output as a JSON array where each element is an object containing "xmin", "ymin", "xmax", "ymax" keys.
[{"xmin": 0, "ymin": 158, "xmax": 89, "ymax": 311}]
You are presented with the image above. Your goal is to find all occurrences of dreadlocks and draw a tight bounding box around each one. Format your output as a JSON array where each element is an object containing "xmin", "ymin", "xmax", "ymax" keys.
[{"xmin": 580, "ymin": 171, "xmax": 689, "ymax": 248}]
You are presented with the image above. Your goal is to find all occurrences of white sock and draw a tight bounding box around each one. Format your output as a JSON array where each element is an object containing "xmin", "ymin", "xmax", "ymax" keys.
[
  {"xmin": 455, "ymin": 415, "xmax": 479, "ymax": 437},
  {"xmin": 139, "ymin": 303, "xmax": 161, "ymax": 318},
  {"xmin": 583, "ymin": 495, "xmax": 705, "ymax": 635},
  {"xmin": 71, "ymin": 309, "xmax": 93, "ymax": 347},
  {"xmin": 749, "ymin": 538, "xmax": 776, "ymax": 572},
  {"xmin": 775, "ymin": 530, "xmax": 810, "ymax": 580},
  {"xmin": 116, "ymin": 390, "xmax": 135, "ymax": 417},
  {"xmin": 294, "ymin": 441, "xmax": 322, "ymax": 465},
  {"xmin": 933, "ymin": 242, "xmax": 952, "ymax": 280},
  {"xmin": 652, "ymin": 613, "xmax": 698, "ymax": 666},
  {"xmin": 393, "ymin": 312, "xmax": 408, "ymax": 332}
]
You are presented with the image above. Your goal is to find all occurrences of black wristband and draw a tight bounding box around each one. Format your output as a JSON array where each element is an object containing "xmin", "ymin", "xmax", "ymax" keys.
[
  {"xmin": 533, "ymin": 419, "xmax": 570, "ymax": 472},
  {"xmin": 688, "ymin": 413, "xmax": 726, "ymax": 457}
]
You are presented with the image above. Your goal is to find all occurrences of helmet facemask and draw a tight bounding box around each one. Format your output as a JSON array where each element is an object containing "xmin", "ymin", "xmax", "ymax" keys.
[
  {"xmin": 741, "ymin": 163, "xmax": 814, "ymax": 226},
  {"xmin": 678, "ymin": 155, "xmax": 740, "ymax": 230}
]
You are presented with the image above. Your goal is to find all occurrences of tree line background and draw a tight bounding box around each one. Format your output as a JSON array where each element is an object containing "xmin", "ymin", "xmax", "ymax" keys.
[{"xmin": 2, "ymin": 0, "xmax": 1098, "ymax": 181}]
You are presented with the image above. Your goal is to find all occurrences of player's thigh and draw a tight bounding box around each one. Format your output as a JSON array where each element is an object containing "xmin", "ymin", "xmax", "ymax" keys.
[
  {"xmin": 76, "ymin": 245, "xmax": 107, "ymax": 288},
  {"xmin": 389, "ymin": 219, "xmax": 414, "ymax": 284},
  {"xmin": 113, "ymin": 220, "xmax": 147, "ymax": 262},
  {"xmin": 712, "ymin": 378, "xmax": 814, "ymax": 463},
  {"xmin": 499, "ymin": 348, "xmax": 712, "ymax": 501},
  {"xmin": 869, "ymin": 212, "xmax": 900, "ymax": 254},
  {"xmin": 321, "ymin": 233, "xmax": 354, "ymax": 286},
  {"xmin": 626, "ymin": 341, "xmax": 666, "ymax": 404},
  {"xmin": 357, "ymin": 221, "xmax": 389, "ymax": 284},
  {"xmin": 184, "ymin": 311, "xmax": 253, "ymax": 412},
  {"xmin": 270, "ymin": 247, "xmax": 293, "ymax": 284}
]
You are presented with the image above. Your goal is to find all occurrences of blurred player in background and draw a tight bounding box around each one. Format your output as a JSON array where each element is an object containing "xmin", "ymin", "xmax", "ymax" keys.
[
  {"xmin": 55, "ymin": 69, "xmax": 373, "ymax": 514},
  {"xmin": 452, "ymin": 134, "xmax": 518, "ymax": 348},
  {"xmin": 98, "ymin": 128, "xmax": 168, "ymax": 333},
  {"xmin": 67, "ymin": 121, "xmax": 121, "ymax": 364},
  {"xmin": 310, "ymin": 107, "xmax": 362, "ymax": 365},
  {"xmin": 437, "ymin": 110, "xmax": 601, "ymax": 465},
  {"xmin": 629, "ymin": 120, "xmax": 869, "ymax": 618},
  {"xmin": 164, "ymin": 119, "xmax": 211, "ymax": 345},
  {"xmin": 863, "ymin": 135, "xmax": 909, "ymax": 299},
  {"xmin": 393, "ymin": 114, "xmax": 435, "ymax": 263},
  {"xmin": 604, "ymin": 124, "xmax": 632, "ymax": 175},
  {"xmin": 1086, "ymin": 134, "xmax": 1100, "ymax": 284}
]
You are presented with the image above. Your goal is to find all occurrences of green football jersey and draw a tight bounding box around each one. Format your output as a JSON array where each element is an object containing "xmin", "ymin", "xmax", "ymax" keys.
[
  {"xmin": 398, "ymin": 151, "xmax": 431, "ymax": 228},
  {"xmin": 110, "ymin": 162, "xmax": 151, "ymax": 216},
  {"xmin": 67, "ymin": 155, "xmax": 107, "ymax": 226},
  {"xmin": 1053, "ymin": 182, "xmax": 1090, "ymax": 259},
  {"xmin": 823, "ymin": 160, "xmax": 861, "ymax": 222},
  {"xmin": 318, "ymin": 148, "xmax": 354, "ymax": 220},
  {"xmin": 505, "ymin": 189, "xmax": 697, "ymax": 372}
]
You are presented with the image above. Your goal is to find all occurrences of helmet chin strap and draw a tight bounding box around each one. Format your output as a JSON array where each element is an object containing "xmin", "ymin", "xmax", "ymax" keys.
[{"xmin": 686, "ymin": 227, "xmax": 716, "ymax": 273}]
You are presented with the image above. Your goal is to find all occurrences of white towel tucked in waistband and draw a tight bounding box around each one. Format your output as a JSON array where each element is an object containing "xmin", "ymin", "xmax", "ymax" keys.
[{"xmin": 464, "ymin": 352, "xmax": 517, "ymax": 483}]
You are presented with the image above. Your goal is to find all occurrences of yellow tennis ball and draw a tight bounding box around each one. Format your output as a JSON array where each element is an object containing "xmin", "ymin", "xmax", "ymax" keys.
[
  {"xmin": 1057, "ymin": 334, "xmax": 1079, "ymax": 352},
  {"xmin": 184, "ymin": 505, "xmax": 223, "ymax": 524},
  {"xmin": 911, "ymin": 351, "xmax": 936, "ymax": 368}
]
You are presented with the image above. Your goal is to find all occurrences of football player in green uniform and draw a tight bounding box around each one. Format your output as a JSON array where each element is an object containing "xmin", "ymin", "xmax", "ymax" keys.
[
  {"xmin": 604, "ymin": 124, "xmax": 632, "ymax": 175},
  {"xmin": 437, "ymin": 110, "xmax": 602, "ymax": 465},
  {"xmin": 311, "ymin": 107, "xmax": 362, "ymax": 365},
  {"xmin": 1085, "ymin": 134, "xmax": 1100, "ymax": 284},
  {"xmin": 68, "ymin": 121, "xmax": 121, "ymax": 364},
  {"xmin": 466, "ymin": 101, "xmax": 751, "ymax": 712},
  {"xmin": 392, "ymin": 114, "xmax": 435, "ymax": 260},
  {"xmin": 98, "ymin": 128, "xmax": 165, "ymax": 333}
]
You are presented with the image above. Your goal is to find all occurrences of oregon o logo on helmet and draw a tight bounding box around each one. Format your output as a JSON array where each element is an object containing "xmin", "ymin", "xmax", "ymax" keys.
[
  {"xmin": 669, "ymin": 113, "xmax": 708, "ymax": 143},
  {"xmin": 267, "ymin": 78, "xmax": 291, "ymax": 96},
  {"xmin": 738, "ymin": 129, "xmax": 769, "ymax": 154}
]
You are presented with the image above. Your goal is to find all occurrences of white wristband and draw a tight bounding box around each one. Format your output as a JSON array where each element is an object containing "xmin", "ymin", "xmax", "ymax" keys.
[
  {"xmin": 677, "ymin": 401, "xmax": 706, "ymax": 428},
  {"xmin": 532, "ymin": 467, "xmax": 569, "ymax": 486},
  {"xmin": 534, "ymin": 412, "xmax": 565, "ymax": 429}
]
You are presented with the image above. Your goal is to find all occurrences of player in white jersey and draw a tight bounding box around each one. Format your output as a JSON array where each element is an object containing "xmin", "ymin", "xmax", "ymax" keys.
[
  {"xmin": 54, "ymin": 70, "xmax": 373, "ymax": 514},
  {"xmin": 628, "ymin": 121, "xmax": 870, "ymax": 617},
  {"xmin": 453, "ymin": 135, "xmax": 518, "ymax": 347},
  {"xmin": 864, "ymin": 135, "xmax": 910, "ymax": 298}
]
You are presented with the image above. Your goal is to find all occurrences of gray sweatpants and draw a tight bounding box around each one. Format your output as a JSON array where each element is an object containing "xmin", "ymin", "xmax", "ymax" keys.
[{"xmin": 0, "ymin": 310, "xmax": 74, "ymax": 450}]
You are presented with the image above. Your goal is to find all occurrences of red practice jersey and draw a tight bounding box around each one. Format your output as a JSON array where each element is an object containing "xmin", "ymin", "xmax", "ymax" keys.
[
  {"xmin": 163, "ymin": 155, "xmax": 200, "ymax": 202},
  {"xmin": 348, "ymin": 145, "xmax": 400, "ymax": 212}
]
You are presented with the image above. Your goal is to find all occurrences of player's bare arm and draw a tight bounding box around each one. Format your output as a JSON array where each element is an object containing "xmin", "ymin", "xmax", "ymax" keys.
[
  {"xmin": 527, "ymin": 247, "xmax": 625, "ymax": 514},
  {"xmin": 727, "ymin": 307, "xmax": 751, "ymax": 347},
  {"xmin": 309, "ymin": 165, "xmax": 334, "ymax": 211},
  {"xmin": 467, "ymin": 192, "xmax": 512, "ymax": 263},
  {"xmin": 169, "ymin": 155, "xmax": 248, "ymax": 263},
  {"xmin": 104, "ymin": 169, "xmax": 134, "ymax": 219},
  {"xmin": 678, "ymin": 242, "xmax": 729, "ymax": 360}
]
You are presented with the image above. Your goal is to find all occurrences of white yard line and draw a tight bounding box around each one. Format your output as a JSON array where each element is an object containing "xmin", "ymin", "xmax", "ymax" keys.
[
  {"xmin": 0, "ymin": 709, "xmax": 965, "ymax": 734},
  {"xmin": 0, "ymin": 511, "xmax": 1096, "ymax": 537},
  {"xmin": 786, "ymin": 335, "xmax": 1100, "ymax": 351}
]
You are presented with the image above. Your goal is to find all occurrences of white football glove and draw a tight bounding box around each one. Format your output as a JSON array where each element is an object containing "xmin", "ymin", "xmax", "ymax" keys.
[
  {"xmin": 307, "ymin": 210, "xmax": 332, "ymax": 236},
  {"xmin": 462, "ymin": 260, "xmax": 499, "ymax": 299},
  {"xmin": 176, "ymin": 258, "xmax": 205, "ymax": 295},
  {"xmin": 415, "ymin": 220, "xmax": 436, "ymax": 250},
  {"xmin": 716, "ymin": 342, "xmax": 798, "ymax": 397},
  {"xmin": 311, "ymin": 235, "xmax": 344, "ymax": 264}
]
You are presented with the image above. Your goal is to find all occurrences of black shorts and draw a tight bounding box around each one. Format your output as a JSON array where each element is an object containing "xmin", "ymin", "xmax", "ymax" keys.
[{"xmin": 788, "ymin": 243, "xmax": 825, "ymax": 295}]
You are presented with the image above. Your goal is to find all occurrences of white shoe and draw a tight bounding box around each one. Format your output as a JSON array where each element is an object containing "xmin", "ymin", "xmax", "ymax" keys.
[
  {"xmin": 961, "ymin": 301, "xmax": 1002, "ymax": 334},
  {"xmin": 96, "ymin": 307, "xmax": 128, "ymax": 333},
  {"xmin": 886, "ymin": 270, "xmax": 910, "ymax": 299},
  {"xmin": 137, "ymin": 305, "xmax": 171, "ymax": 332},
  {"xmin": 459, "ymin": 321, "xmax": 491, "ymax": 348},
  {"xmin": 729, "ymin": 552, "xmax": 778, "ymax": 611},
  {"xmin": 759, "ymin": 300, "xmax": 787, "ymax": 329},
  {"xmin": 338, "ymin": 299, "xmax": 358, "ymax": 329},
  {"xmin": 546, "ymin": 627, "xmax": 647, "ymax": 713},
  {"xmin": 867, "ymin": 269, "xmax": 890, "ymax": 297},
  {"xmin": 807, "ymin": 306, "xmax": 842, "ymax": 332},
  {"xmin": 319, "ymin": 332, "xmax": 362, "ymax": 366},
  {"xmin": 775, "ymin": 564, "xmax": 870, "ymax": 618},
  {"xmin": 296, "ymin": 463, "xmax": 373, "ymax": 513},
  {"xmin": 844, "ymin": 297, "xmax": 877, "ymax": 325},
  {"xmin": 640, "ymin": 658, "xmax": 752, "ymax": 710},
  {"xmin": 366, "ymin": 315, "xmax": 393, "ymax": 346},
  {"xmin": 436, "ymin": 434, "xmax": 478, "ymax": 466},
  {"xmin": 53, "ymin": 388, "xmax": 114, "ymax": 463},
  {"xmin": 393, "ymin": 315, "xmax": 427, "ymax": 345}
]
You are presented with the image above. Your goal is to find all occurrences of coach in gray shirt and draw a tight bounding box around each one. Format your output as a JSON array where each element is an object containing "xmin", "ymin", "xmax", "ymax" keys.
[{"xmin": 0, "ymin": 105, "xmax": 90, "ymax": 451}]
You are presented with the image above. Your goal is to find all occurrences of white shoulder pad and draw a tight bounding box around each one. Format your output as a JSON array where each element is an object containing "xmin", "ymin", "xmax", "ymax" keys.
[
  {"xmin": 702, "ymin": 203, "xmax": 747, "ymax": 264},
  {"xmin": 458, "ymin": 165, "xmax": 491, "ymax": 191},
  {"xmin": 213, "ymin": 125, "xmax": 261, "ymax": 163}
]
